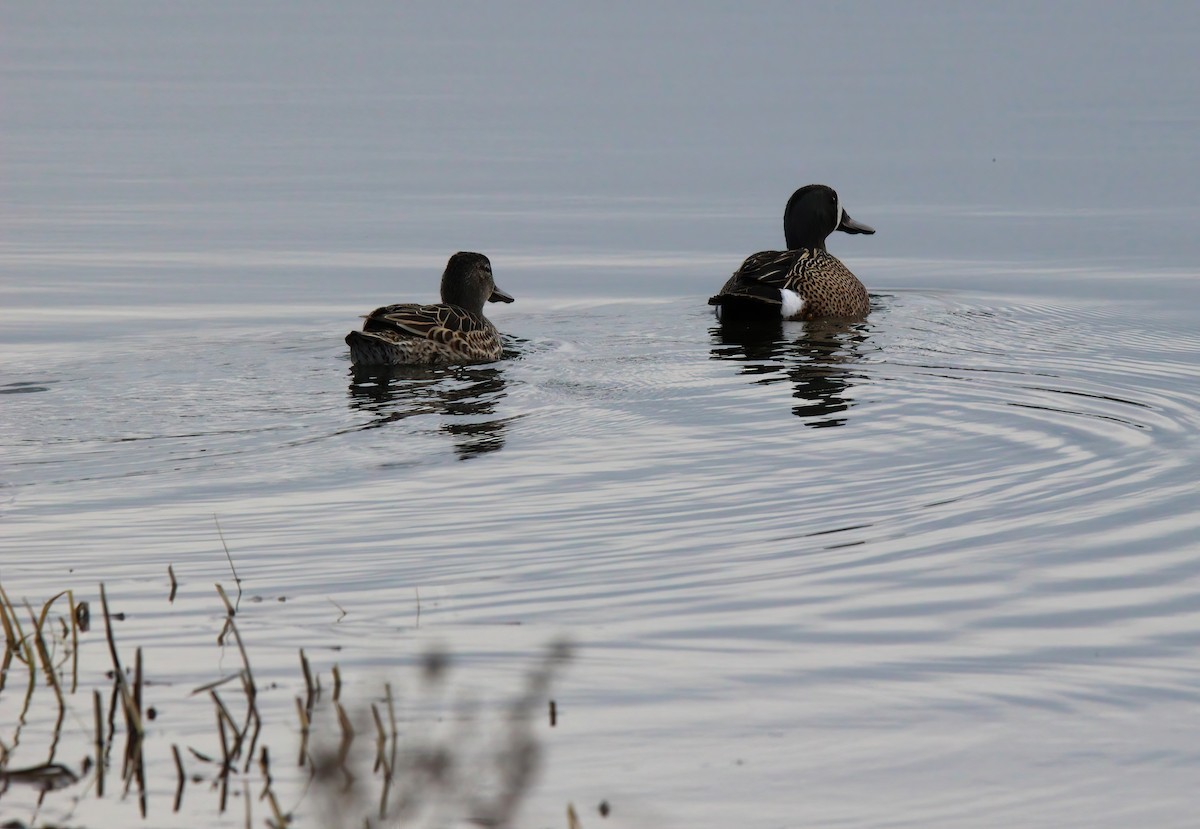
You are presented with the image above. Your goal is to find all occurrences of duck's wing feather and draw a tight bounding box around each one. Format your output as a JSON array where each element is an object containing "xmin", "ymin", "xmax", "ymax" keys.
[
  {"xmin": 363, "ymin": 303, "xmax": 490, "ymax": 340},
  {"xmin": 708, "ymin": 250, "xmax": 810, "ymax": 307},
  {"xmin": 360, "ymin": 303, "xmax": 502, "ymax": 361},
  {"xmin": 731, "ymin": 249, "xmax": 811, "ymax": 289}
]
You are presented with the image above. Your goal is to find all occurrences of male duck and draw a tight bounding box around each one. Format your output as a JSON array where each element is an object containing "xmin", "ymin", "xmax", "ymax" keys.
[
  {"xmin": 709, "ymin": 184, "xmax": 875, "ymax": 322},
  {"xmin": 346, "ymin": 251, "xmax": 514, "ymax": 365}
]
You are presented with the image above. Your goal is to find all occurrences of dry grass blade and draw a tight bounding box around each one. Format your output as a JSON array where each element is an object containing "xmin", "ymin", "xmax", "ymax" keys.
[
  {"xmin": 0, "ymin": 579, "xmax": 25, "ymax": 652},
  {"xmin": 0, "ymin": 579, "xmax": 34, "ymax": 698},
  {"xmin": 168, "ymin": 565, "xmax": 179, "ymax": 603},
  {"xmin": 26, "ymin": 599, "xmax": 64, "ymax": 707}
]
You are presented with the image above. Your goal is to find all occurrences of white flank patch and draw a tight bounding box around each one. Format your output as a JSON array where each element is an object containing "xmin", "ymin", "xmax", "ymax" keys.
[{"xmin": 780, "ymin": 288, "xmax": 804, "ymax": 318}]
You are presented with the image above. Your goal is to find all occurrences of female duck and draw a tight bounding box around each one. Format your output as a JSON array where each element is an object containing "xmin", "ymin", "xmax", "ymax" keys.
[
  {"xmin": 709, "ymin": 184, "xmax": 875, "ymax": 322},
  {"xmin": 346, "ymin": 251, "xmax": 514, "ymax": 365}
]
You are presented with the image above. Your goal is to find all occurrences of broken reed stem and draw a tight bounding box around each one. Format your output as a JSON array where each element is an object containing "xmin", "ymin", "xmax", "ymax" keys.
[
  {"xmin": 100, "ymin": 584, "xmax": 144, "ymax": 789},
  {"xmin": 93, "ymin": 689, "xmax": 105, "ymax": 798},
  {"xmin": 123, "ymin": 646, "xmax": 148, "ymax": 816},
  {"xmin": 294, "ymin": 697, "xmax": 310, "ymax": 767},
  {"xmin": 172, "ymin": 744, "xmax": 186, "ymax": 813},
  {"xmin": 190, "ymin": 672, "xmax": 242, "ymax": 696},
  {"xmin": 334, "ymin": 699, "xmax": 355, "ymax": 787},
  {"xmin": 98, "ymin": 583, "xmax": 123, "ymax": 677},
  {"xmin": 211, "ymin": 690, "xmax": 244, "ymax": 768},
  {"xmin": 242, "ymin": 690, "xmax": 263, "ymax": 774},
  {"xmin": 215, "ymin": 582, "xmax": 236, "ymax": 617},
  {"xmin": 370, "ymin": 704, "xmax": 386, "ymax": 773},
  {"xmin": 223, "ymin": 611, "xmax": 256, "ymax": 702},
  {"xmin": 332, "ymin": 664, "xmax": 342, "ymax": 702},
  {"xmin": 67, "ymin": 589, "xmax": 80, "ymax": 694},
  {"xmin": 133, "ymin": 646, "xmax": 143, "ymax": 723},
  {"xmin": 258, "ymin": 745, "xmax": 274, "ymax": 796},
  {"xmin": 121, "ymin": 651, "xmax": 148, "ymax": 818},
  {"xmin": 168, "ymin": 565, "xmax": 178, "ymax": 603},
  {"xmin": 260, "ymin": 747, "xmax": 287, "ymax": 829},
  {"xmin": 371, "ymin": 702, "xmax": 394, "ymax": 817},
  {"xmin": 216, "ymin": 704, "xmax": 231, "ymax": 814},
  {"xmin": 299, "ymin": 649, "xmax": 316, "ymax": 717}
]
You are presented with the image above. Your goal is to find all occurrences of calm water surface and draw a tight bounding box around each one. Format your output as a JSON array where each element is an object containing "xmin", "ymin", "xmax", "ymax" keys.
[{"xmin": 3, "ymin": 3, "xmax": 1200, "ymax": 828}]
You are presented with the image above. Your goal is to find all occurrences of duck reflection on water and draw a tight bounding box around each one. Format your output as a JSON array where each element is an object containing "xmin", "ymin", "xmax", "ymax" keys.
[
  {"xmin": 347, "ymin": 361, "xmax": 511, "ymax": 459},
  {"xmin": 710, "ymin": 317, "xmax": 872, "ymax": 428}
]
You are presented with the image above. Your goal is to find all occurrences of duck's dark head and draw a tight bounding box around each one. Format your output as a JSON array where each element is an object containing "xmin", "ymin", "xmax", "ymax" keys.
[
  {"xmin": 441, "ymin": 251, "xmax": 514, "ymax": 312},
  {"xmin": 783, "ymin": 184, "xmax": 875, "ymax": 250}
]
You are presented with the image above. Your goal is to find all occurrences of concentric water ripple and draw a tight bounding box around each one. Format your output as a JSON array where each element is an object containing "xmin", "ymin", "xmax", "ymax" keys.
[{"xmin": 4, "ymin": 282, "xmax": 1199, "ymax": 829}]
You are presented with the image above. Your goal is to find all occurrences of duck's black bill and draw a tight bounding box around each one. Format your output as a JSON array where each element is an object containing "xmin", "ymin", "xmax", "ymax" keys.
[
  {"xmin": 837, "ymin": 211, "xmax": 875, "ymax": 235},
  {"xmin": 489, "ymin": 285, "xmax": 515, "ymax": 303}
]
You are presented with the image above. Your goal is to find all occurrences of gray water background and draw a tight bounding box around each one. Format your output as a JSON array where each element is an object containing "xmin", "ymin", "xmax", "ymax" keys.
[{"xmin": 3, "ymin": 3, "xmax": 1200, "ymax": 827}]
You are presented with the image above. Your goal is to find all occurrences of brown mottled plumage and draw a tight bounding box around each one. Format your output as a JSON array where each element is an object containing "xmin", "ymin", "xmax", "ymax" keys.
[
  {"xmin": 709, "ymin": 184, "xmax": 875, "ymax": 322},
  {"xmin": 346, "ymin": 252, "xmax": 514, "ymax": 365}
]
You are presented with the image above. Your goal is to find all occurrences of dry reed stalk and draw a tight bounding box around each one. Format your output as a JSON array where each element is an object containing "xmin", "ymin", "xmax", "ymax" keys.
[
  {"xmin": 370, "ymin": 704, "xmax": 386, "ymax": 773},
  {"xmin": 294, "ymin": 697, "xmax": 310, "ymax": 767},
  {"xmin": 216, "ymin": 704, "xmax": 231, "ymax": 813},
  {"xmin": 216, "ymin": 582, "xmax": 237, "ymax": 644},
  {"xmin": 132, "ymin": 646, "xmax": 143, "ymax": 722},
  {"xmin": 93, "ymin": 689, "xmax": 105, "ymax": 798},
  {"xmin": 191, "ymin": 672, "xmax": 242, "ymax": 695},
  {"xmin": 222, "ymin": 611, "xmax": 256, "ymax": 702},
  {"xmin": 100, "ymin": 583, "xmax": 144, "ymax": 794},
  {"xmin": 172, "ymin": 743, "xmax": 185, "ymax": 813},
  {"xmin": 299, "ymin": 649, "xmax": 317, "ymax": 717},
  {"xmin": 258, "ymin": 745, "xmax": 290, "ymax": 827},
  {"xmin": 67, "ymin": 590, "xmax": 80, "ymax": 693},
  {"xmin": 243, "ymin": 707, "xmax": 263, "ymax": 775},
  {"xmin": 168, "ymin": 565, "xmax": 178, "ymax": 603},
  {"xmin": 333, "ymin": 699, "xmax": 356, "ymax": 787},
  {"xmin": 211, "ymin": 690, "xmax": 244, "ymax": 767}
]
